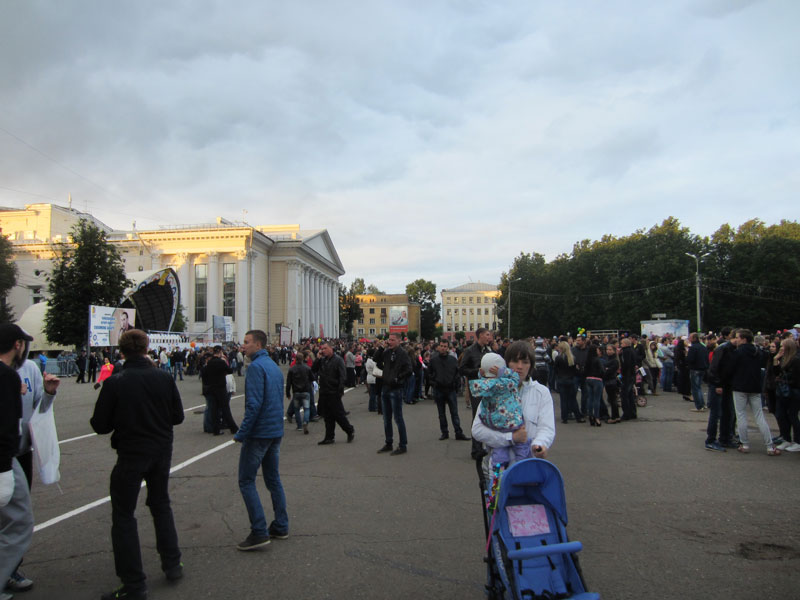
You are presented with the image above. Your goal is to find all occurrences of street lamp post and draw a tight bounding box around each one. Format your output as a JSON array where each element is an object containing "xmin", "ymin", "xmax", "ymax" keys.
[
  {"xmin": 507, "ymin": 277, "xmax": 522, "ymax": 339},
  {"xmin": 685, "ymin": 252, "xmax": 710, "ymax": 332}
]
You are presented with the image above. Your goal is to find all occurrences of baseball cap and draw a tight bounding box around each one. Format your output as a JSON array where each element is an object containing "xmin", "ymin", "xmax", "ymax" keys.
[{"xmin": 0, "ymin": 323, "xmax": 34, "ymax": 352}]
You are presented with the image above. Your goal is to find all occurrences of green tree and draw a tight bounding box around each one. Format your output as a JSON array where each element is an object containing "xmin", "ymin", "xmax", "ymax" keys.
[
  {"xmin": 407, "ymin": 330, "xmax": 418, "ymax": 342},
  {"xmin": 0, "ymin": 235, "xmax": 18, "ymax": 323},
  {"xmin": 171, "ymin": 303, "xmax": 187, "ymax": 332},
  {"xmin": 350, "ymin": 277, "xmax": 366, "ymax": 295},
  {"xmin": 405, "ymin": 279, "xmax": 440, "ymax": 340},
  {"xmin": 366, "ymin": 283, "xmax": 385, "ymax": 294},
  {"xmin": 339, "ymin": 282, "xmax": 363, "ymax": 338},
  {"xmin": 45, "ymin": 219, "xmax": 130, "ymax": 347}
]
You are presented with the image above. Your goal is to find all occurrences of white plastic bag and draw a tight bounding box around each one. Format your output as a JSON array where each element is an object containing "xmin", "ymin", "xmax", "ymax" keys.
[
  {"xmin": 29, "ymin": 406, "xmax": 61, "ymax": 485},
  {"xmin": 226, "ymin": 373, "xmax": 236, "ymax": 393}
]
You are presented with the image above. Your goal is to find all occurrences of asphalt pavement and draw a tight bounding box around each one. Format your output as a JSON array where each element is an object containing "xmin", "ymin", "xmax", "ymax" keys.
[{"xmin": 20, "ymin": 370, "xmax": 800, "ymax": 599}]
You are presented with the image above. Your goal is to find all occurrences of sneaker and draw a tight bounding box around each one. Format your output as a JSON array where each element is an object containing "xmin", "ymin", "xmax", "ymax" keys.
[
  {"xmin": 100, "ymin": 585, "xmax": 148, "ymax": 600},
  {"xmin": 268, "ymin": 527, "xmax": 289, "ymax": 540},
  {"xmin": 347, "ymin": 429, "xmax": 355, "ymax": 443},
  {"xmin": 704, "ymin": 441, "xmax": 726, "ymax": 452},
  {"xmin": 6, "ymin": 570, "xmax": 33, "ymax": 592},
  {"xmin": 295, "ymin": 427, "xmax": 303, "ymax": 431},
  {"xmin": 776, "ymin": 440, "xmax": 793, "ymax": 450},
  {"xmin": 164, "ymin": 562, "xmax": 183, "ymax": 582},
  {"xmin": 439, "ymin": 433, "xmax": 449, "ymax": 440},
  {"xmin": 767, "ymin": 446, "xmax": 782, "ymax": 456},
  {"xmin": 0, "ymin": 592, "xmax": 12, "ymax": 600},
  {"xmin": 317, "ymin": 438, "xmax": 334, "ymax": 445},
  {"xmin": 784, "ymin": 442, "xmax": 800, "ymax": 452},
  {"xmin": 237, "ymin": 533, "xmax": 270, "ymax": 551},
  {"xmin": 390, "ymin": 447, "xmax": 407, "ymax": 456},
  {"xmin": 772, "ymin": 436, "xmax": 785, "ymax": 445},
  {"xmin": 377, "ymin": 444, "xmax": 393, "ymax": 454},
  {"xmin": 736, "ymin": 444, "xmax": 750, "ymax": 454}
]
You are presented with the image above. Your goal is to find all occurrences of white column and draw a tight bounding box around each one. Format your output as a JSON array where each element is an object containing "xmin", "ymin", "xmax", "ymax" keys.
[
  {"xmin": 302, "ymin": 267, "xmax": 310, "ymax": 339},
  {"xmin": 236, "ymin": 251, "xmax": 250, "ymax": 338},
  {"xmin": 150, "ymin": 251, "xmax": 162, "ymax": 270},
  {"xmin": 332, "ymin": 280, "xmax": 339, "ymax": 338},
  {"xmin": 207, "ymin": 252, "xmax": 220, "ymax": 324},
  {"xmin": 313, "ymin": 273, "xmax": 321, "ymax": 338},
  {"xmin": 322, "ymin": 277, "xmax": 330, "ymax": 338},
  {"xmin": 286, "ymin": 260, "xmax": 300, "ymax": 340}
]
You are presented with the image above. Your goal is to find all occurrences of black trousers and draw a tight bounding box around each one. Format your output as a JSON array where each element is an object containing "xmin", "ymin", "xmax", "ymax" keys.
[
  {"xmin": 719, "ymin": 386, "xmax": 736, "ymax": 444},
  {"xmin": 110, "ymin": 453, "xmax": 181, "ymax": 589},
  {"xmin": 207, "ymin": 387, "xmax": 238, "ymax": 435},
  {"xmin": 318, "ymin": 393, "xmax": 353, "ymax": 440}
]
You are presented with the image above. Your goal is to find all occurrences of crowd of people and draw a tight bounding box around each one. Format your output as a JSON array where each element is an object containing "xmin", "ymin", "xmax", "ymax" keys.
[{"xmin": 2, "ymin": 320, "xmax": 798, "ymax": 599}]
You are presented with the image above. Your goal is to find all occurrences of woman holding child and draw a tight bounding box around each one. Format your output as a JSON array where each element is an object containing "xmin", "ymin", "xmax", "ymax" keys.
[{"xmin": 471, "ymin": 341, "xmax": 555, "ymax": 465}]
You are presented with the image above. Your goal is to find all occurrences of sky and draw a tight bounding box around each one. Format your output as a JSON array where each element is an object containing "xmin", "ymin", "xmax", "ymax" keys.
[{"xmin": 1, "ymin": 0, "xmax": 797, "ymax": 294}]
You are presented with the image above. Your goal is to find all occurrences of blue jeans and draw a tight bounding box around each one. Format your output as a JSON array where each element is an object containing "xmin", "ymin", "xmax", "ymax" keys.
[
  {"xmin": 660, "ymin": 361, "xmax": 674, "ymax": 392},
  {"xmin": 382, "ymin": 387, "xmax": 408, "ymax": 448},
  {"xmin": 690, "ymin": 370, "xmax": 706, "ymax": 409},
  {"xmin": 585, "ymin": 379, "xmax": 603, "ymax": 419},
  {"xmin": 405, "ymin": 374, "xmax": 417, "ymax": 403},
  {"xmin": 172, "ymin": 361, "xmax": 184, "ymax": 381},
  {"xmin": 368, "ymin": 384, "xmax": 378, "ymax": 411},
  {"xmin": 292, "ymin": 392, "xmax": 310, "ymax": 427},
  {"xmin": 238, "ymin": 438, "xmax": 288, "ymax": 537}
]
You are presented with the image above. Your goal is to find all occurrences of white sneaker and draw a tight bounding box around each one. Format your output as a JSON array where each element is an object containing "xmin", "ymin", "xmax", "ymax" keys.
[
  {"xmin": 776, "ymin": 441, "xmax": 793, "ymax": 450},
  {"xmin": 784, "ymin": 442, "xmax": 800, "ymax": 452}
]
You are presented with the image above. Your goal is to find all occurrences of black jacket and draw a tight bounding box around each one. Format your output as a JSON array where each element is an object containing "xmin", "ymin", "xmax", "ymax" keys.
[
  {"xmin": 553, "ymin": 354, "xmax": 578, "ymax": 379},
  {"xmin": 428, "ymin": 352, "xmax": 459, "ymax": 390},
  {"xmin": 730, "ymin": 343, "xmax": 763, "ymax": 393},
  {"xmin": 0, "ymin": 362, "xmax": 22, "ymax": 472},
  {"xmin": 459, "ymin": 342, "xmax": 488, "ymax": 381},
  {"xmin": 381, "ymin": 346, "xmax": 412, "ymax": 388},
  {"xmin": 708, "ymin": 341, "xmax": 735, "ymax": 387},
  {"xmin": 620, "ymin": 346, "xmax": 637, "ymax": 378},
  {"xmin": 314, "ymin": 354, "xmax": 346, "ymax": 397},
  {"xmin": 201, "ymin": 356, "xmax": 232, "ymax": 389},
  {"xmin": 686, "ymin": 342, "xmax": 709, "ymax": 371},
  {"xmin": 90, "ymin": 355, "xmax": 184, "ymax": 458},
  {"xmin": 286, "ymin": 362, "xmax": 314, "ymax": 396}
]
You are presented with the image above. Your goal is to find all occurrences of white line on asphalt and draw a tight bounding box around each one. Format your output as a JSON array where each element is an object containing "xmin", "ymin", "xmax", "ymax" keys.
[
  {"xmin": 34, "ymin": 439, "xmax": 236, "ymax": 533},
  {"xmin": 56, "ymin": 395, "xmax": 244, "ymax": 445}
]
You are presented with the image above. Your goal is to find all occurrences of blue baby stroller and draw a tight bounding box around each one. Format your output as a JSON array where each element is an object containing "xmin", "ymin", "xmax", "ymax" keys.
[{"xmin": 476, "ymin": 457, "xmax": 599, "ymax": 600}]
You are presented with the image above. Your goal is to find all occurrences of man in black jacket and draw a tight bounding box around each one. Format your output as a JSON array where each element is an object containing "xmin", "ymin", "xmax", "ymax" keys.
[
  {"xmin": 705, "ymin": 327, "xmax": 737, "ymax": 451},
  {"xmin": 377, "ymin": 332, "xmax": 412, "ymax": 455},
  {"xmin": 619, "ymin": 337, "xmax": 638, "ymax": 421},
  {"xmin": 428, "ymin": 340, "xmax": 469, "ymax": 441},
  {"xmin": 313, "ymin": 342, "xmax": 354, "ymax": 445},
  {"xmin": 286, "ymin": 351, "xmax": 314, "ymax": 434},
  {"xmin": 459, "ymin": 328, "xmax": 492, "ymax": 458},
  {"xmin": 90, "ymin": 329, "xmax": 185, "ymax": 600},
  {"xmin": 201, "ymin": 346, "xmax": 237, "ymax": 436}
]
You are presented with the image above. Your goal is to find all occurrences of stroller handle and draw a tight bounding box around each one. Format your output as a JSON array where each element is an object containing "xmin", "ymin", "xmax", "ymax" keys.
[{"xmin": 507, "ymin": 541, "xmax": 583, "ymax": 560}]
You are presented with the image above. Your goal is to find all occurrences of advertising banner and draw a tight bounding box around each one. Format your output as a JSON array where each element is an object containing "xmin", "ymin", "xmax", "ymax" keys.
[
  {"xmin": 640, "ymin": 319, "xmax": 690, "ymax": 339},
  {"xmin": 90, "ymin": 306, "xmax": 136, "ymax": 347},
  {"xmin": 212, "ymin": 315, "xmax": 233, "ymax": 342},
  {"xmin": 389, "ymin": 305, "xmax": 409, "ymax": 333}
]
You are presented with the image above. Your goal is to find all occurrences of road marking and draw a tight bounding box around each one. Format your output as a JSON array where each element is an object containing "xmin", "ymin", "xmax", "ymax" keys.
[
  {"xmin": 34, "ymin": 439, "xmax": 236, "ymax": 532},
  {"xmin": 56, "ymin": 395, "xmax": 244, "ymax": 445}
]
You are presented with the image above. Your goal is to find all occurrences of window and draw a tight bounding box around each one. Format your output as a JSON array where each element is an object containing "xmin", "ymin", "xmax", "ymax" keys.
[
  {"xmin": 446, "ymin": 308, "xmax": 451, "ymax": 315},
  {"xmin": 484, "ymin": 308, "xmax": 489, "ymax": 315},
  {"xmin": 462, "ymin": 297, "xmax": 466, "ymax": 303},
  {"xmin": 469, "ymin": 296, "xmax": 473, "ymax": 303},
  {"xmin": 469, "ymin": 308, "xmax": 474, "ymax": 315},
  {"xmin": 485, "ymin": 323, "xmax": 489, "ymax": 329},
  {"xmin": 484, "ymin": 297, "xmax": 489, "ymax": 303},
  {"xmin": 358, "ymin": 318, "xmax": 364, "ymax": 324},
  {"xmin": 369, "ymin": 308, "xmax": 375, "ymax": 314},
  {"xmin": 447, "ymin": 324, "xmax": 452, "ymax": 331},
  {"xmin": 369, "ymin": 318, "xmax": 375, "ymax": 324},
  {"xmin": 223, "ymin": 263, "xmax": 235, "ymax": 320},
  {"xmin": 31, "ymin": 287, "xmax": 43, "ymax": 304},
  {"xmin": 462, "ymin": 308, "xmax": 466, "ymax": 315},
  {"xmin": 381, "ymin": 328, "xmax": 387, "ymax": 334},
  {"xmin": 194, "ymin": 264, "xmax": 207, "ymax": 321},
  {"xmin": 454, "ymin": 297, "xmax": 459, "ymax": 304},
  {"xmin": 380, "ymin": 308, "xmax": 387, "ymax": 315},
  {"xmin": 358, "ymin": 328, "xmax": 364, "ymax": 334},
  {"xmin": 381, "ymin": 317, "xmax": 386, "ymax": 324},
  {"xmin": 370, "ymin": 328, "xmax": 376, "ymax": 335}
]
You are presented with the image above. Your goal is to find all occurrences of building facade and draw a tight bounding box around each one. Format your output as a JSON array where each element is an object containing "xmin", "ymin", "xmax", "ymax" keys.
[
  {"xmin": 353, "ymin": 293, "xmax": 420, "ymax": 340},
  {"xmin": 441, "ymin": 282, "xmax": 499, "ymax": 341},
  {"xmin": 1, "ymin": 203, "xmax": 344, "ymax": 344}
]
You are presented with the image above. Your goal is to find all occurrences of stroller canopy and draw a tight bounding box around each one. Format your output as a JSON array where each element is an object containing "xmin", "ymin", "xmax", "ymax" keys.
[{"xmin": 497, "ymin": 458, "xmax": 570, "ymax": 526}]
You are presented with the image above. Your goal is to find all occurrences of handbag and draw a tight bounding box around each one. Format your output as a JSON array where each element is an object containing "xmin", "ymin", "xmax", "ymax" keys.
[{"xmin": 372, "ymin": 367, "xmax": 383, "ymax": 378}]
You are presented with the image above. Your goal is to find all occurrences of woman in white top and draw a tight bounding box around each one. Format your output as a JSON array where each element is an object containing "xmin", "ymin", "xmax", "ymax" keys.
[{"xmin": 472, "ymin": 341, "xmax": 556, "ymax": 463}]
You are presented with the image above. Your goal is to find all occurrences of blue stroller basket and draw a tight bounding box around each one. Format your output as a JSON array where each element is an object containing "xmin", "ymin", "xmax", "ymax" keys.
[{"xmin": 478, "ymin": 457, "xmax": 599, "ymax": 600}]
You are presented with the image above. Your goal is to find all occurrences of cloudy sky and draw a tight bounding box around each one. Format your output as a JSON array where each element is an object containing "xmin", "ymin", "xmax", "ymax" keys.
[{"xmin": 1, "ymin": 0, "xmax": 797, "ymax": 293}]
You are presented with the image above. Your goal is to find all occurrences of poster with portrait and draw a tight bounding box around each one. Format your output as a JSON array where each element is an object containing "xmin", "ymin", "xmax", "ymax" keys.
[
  {"xmin": 90, "ymin": 306, "xmax": 136, "ymax": 347},
  {"xmin": 389, "ymin": 305, "xmax": 409, "ymax": 333}
]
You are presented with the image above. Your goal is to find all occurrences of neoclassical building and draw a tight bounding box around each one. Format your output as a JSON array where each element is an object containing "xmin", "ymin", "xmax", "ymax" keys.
[{"xmin": 1, "ymin": 203, "xmax": 344, "ymax": 344}]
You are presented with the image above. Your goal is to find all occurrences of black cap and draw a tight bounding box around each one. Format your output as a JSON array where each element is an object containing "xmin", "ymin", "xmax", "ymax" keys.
[{"xmin": 0, "ymin": 323, "xmax": 34, "ymax": 352}]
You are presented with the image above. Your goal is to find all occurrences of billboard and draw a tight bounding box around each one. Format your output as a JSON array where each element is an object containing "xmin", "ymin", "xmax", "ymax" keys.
[
  {"xmin": 90, "ymin": 306, "xmax": 137, "ymax": 347},
  {"xmin": 212, "ymin": 315, "xmax": 233, "ymax": 342},
  {"xmin": 389, "ymin": 305, "xmax": 409, "ymax": 333},
  {"xmin": 640, "ymin": 319, "xmax": 690, "ymax": 339}
]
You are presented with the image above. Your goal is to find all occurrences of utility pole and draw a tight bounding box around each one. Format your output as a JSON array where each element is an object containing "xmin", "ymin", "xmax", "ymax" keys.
[
  {"xmin": 507, "ymin": 277, "xmax": 522, "ymax": 339},
  {"xmin": 685, "ymin": 252, "xmax": 710, "ymax": 332}
]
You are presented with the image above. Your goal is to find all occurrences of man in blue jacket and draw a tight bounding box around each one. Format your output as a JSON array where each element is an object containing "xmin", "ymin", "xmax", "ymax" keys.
[{"xmin": 234, "ymin": 330, "xmax": 288, "ymax": 551}]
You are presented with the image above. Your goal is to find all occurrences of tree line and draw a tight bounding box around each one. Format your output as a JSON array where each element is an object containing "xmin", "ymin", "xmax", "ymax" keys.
[{"xmin": 498, "ymin": 217, "xmax": 800, "ymax": 338}]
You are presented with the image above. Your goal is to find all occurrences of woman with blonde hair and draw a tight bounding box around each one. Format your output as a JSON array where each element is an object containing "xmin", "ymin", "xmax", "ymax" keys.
[{"xmin": 553, "ymin": 341, "xmax": 583, "ymax": 424}]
